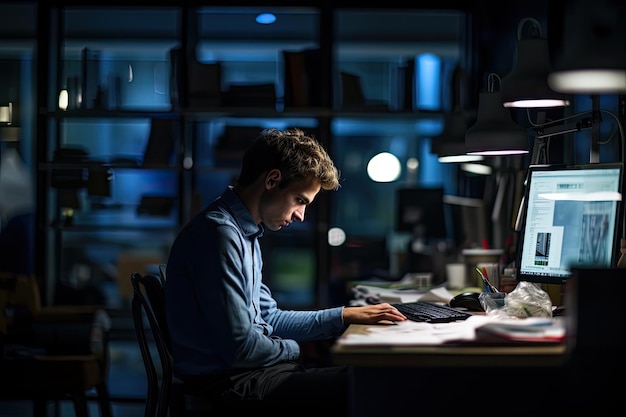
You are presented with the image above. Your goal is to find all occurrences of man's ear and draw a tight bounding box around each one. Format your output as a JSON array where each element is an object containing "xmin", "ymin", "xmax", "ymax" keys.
[{"xmin": 265, "ymin": 169, "xmax": 282, "ymax": 189}]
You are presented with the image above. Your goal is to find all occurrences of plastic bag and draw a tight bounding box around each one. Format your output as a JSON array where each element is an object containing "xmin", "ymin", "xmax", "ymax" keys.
[{"xmin": 479, "ymin": 281, "xmax": 553, "ymax": 319}]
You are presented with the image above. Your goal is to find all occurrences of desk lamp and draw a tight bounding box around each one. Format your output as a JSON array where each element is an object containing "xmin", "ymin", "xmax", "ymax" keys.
[
  {"xmin": 548, "ymin": 0, "xmax": 626, "ymax": 94},
  {"xmin": 465, "ymin": 73, "xmax": 529, "ymax": 156},
  {"xmin": 500, "ymin": 18, "xmax": 570, "ymax": 109},
  {"xmin": 547, "ymin": 0, "xmax": 626, "ymax": 265},
  {"xmin": 433, "ymin": 112, "xmax": 482, "ymax": 163},
  {"xmin": 432, "ymin": 65, "xmax": 482, "ymax": 163}
]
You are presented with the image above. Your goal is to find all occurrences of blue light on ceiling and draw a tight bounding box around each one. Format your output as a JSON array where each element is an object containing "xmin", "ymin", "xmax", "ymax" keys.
[{"xmin": 256, "ymin": 13, "xmax": 276, "ymax": 25}]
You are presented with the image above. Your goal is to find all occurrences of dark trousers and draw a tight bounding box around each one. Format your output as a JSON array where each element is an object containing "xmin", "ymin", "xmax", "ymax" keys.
[{"xmin": 184, "ymin": 361, "xmax": 350, "ymax": 416}]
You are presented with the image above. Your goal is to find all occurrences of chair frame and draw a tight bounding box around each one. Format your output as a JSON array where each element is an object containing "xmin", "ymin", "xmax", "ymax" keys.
[
  {"xmin": 131, "ymin": 271, "xmax": 218, "ymax": 417},
  {"xmin": 131, "ymin": 270, "xmax": 289, "ymax": 417},
  {"xmin": 131, "ymin": 272, "xmax": 174, "ymax": 417}
]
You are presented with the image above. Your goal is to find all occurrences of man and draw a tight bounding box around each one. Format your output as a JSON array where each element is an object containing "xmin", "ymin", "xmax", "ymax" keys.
[{"xmin": 165, "ymin": 128, "xmax": 406, "ymax": 413}]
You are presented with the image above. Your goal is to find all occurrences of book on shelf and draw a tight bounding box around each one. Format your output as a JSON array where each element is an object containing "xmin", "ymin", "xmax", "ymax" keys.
[
  {"xmin": 283, "ymin": 49, "xmax": 309, "ymax": 107},
  {"xmin": 340, "ymin": 71, "xmax": 366, "ymax": 109},
  {"xmin": 81, "ymin": 48, "xmax": 101, "ymax": 110},
  {"xmin": 400, "ymin": 58, "xmax": 415, "ymax": 111},
  {"xmin": 340, "ymin": 71, "xmax": 389, "ymax": 111},
  {"xmin": 168, "ymin": 47, "xmax": 185, "ymax": 108},
  {"xmin": 142, "ymin": 119, "xmax": 176, "ymax": 167},
  {"xmin": 282, "ymin": 48, "xmax": 322, "ymax": 108},
  {"xmin": 186, "ymin": 57, "xmax": 222, "ymax": 108}
]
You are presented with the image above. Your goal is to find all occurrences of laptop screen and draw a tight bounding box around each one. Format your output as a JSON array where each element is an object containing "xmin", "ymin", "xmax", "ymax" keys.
[{"xmin": 516, "ymin": 163, "xmax": 623, "ymax": 285}]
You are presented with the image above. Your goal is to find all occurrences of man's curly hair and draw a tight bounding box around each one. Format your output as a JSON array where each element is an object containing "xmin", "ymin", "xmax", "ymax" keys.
[{"xmin": 237, "ymin": 128, "xmax": 340, "ymax": 191}]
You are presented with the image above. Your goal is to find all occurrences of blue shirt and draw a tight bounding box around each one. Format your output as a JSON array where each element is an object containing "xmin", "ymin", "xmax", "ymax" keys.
[{"xmin": 165, "ymin": 186, "xmax": 346, "ymax": 377}]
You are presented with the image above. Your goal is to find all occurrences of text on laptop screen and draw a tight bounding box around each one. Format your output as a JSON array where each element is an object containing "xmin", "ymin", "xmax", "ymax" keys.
[{"xmin": 516, "ymin": 163, "xmax": 623, "ymax": 285}]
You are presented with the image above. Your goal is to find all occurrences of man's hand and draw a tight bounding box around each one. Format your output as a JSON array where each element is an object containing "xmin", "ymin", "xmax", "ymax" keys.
[{"xmin": 342, "ymin": 303, "xmax": 407, "ymax": 324}]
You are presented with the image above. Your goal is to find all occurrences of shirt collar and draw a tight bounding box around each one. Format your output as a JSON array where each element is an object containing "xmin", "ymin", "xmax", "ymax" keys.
[{"xmin": 221, "ymin": 186, "xmax": 264, "ymax": 238}]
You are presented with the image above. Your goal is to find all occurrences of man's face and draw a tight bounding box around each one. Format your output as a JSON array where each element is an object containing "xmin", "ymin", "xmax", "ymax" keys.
[{"xmin": 259, "ymin": 174, "xmax": 321, "ymax": 232}]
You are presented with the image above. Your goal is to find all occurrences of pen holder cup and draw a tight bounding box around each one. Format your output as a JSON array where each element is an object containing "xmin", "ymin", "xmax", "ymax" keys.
[
  {"xmin": 461, "ymin": 249, "xmax": 503, "ymax": 288},
  {"xmin": 479, "ymin": 292, "xmax": 506, "ymax": 314}
]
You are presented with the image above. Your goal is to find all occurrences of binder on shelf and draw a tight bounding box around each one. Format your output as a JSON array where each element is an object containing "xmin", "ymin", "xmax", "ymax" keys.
[
  {"xmin": 168, "ymin": 47, "xmax": 186, "ymax": 109},
  {"xmin": 340, "ymin": 71, "xmax": 389, "ymax": 111},
  {"xmin": 340, "ymin": 72, "xmax": 366, "ymax": 109},
  {"xmin": 186, "ymin": 57, "xmax": 222, "ymax": 107},
  {"xmin": 283, "ymin": 50, "xmax": 309, "ymax": 107},
  {"xmin": 282, "ymin": 48, "xmax": 322, "ymax": 108},
  {"xmin": 66, "ymin": 76, "xmax": 81, "ymax": 110},
  {"xmin": 142, "ymin": 119, "xmax": 176, "ymax": 167},
  {"xmin": 401, "ymin": 58, "xmax": 415, "ymax": 111},
  {"xmin": 106, "ymin": 73, "xmax": 122, "ymax": 110},
  {"xmin": 81, "ymin": 48, "xmax": 101, "ymax": 110}
]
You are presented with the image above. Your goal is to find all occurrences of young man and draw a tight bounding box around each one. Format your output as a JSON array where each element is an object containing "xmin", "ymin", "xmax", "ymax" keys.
[{"xmin": 165, "ymin": 128, "xmax": 406, "ymax": 413}]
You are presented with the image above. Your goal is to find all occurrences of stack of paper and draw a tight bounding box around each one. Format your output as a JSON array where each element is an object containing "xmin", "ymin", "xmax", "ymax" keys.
[
  {"xmin": 474, "ymin": 317, "xmax": 566, "ymax": 344},
  {"xmin": 335, "ymin": 316, "xmax": 566, "ymax": 347}
]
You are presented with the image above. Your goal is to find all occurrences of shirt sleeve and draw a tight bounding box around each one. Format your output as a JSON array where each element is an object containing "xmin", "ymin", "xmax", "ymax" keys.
[{"xmin": 259, "ymin": 283, "xmax": 347, "ymax": 341}]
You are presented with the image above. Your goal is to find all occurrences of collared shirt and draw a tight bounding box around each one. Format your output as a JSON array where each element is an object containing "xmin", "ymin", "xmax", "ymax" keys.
[{"xmin": 165, "ymin": 186, "xmax": 346, "ymax": 377}]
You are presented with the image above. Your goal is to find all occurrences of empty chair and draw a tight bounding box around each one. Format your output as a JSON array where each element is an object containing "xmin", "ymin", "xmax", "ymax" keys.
[{"xmin": 0, "ymin": 273, "xmax": 112, "ymax": 417}]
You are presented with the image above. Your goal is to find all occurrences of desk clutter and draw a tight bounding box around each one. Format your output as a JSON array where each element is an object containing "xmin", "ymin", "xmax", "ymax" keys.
[
  {"xmin": 347, "ymin": 270, "xmax": 565, "ymax": 346},
  {"xmin": 339, "ymin": 314, "xmax": 566, "ymax": 346},
  {"xmin": 335, "ymin": 315, "xmax": 566, "ymax": 347}
]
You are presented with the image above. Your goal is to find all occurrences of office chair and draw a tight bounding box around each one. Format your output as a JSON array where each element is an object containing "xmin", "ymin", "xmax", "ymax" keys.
[
  {"xmin": 131, "ymin": 271, "xmax": 214, "ymax": 417},
  {"xmin": 131, "ymin": 271, "xmax": 295, "ymax": 417}
]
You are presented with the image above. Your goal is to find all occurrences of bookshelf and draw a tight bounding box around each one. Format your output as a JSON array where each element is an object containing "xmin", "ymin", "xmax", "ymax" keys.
[{"xmin": 34, "ymin": 3, "xmax": 467, "ymax": 310}]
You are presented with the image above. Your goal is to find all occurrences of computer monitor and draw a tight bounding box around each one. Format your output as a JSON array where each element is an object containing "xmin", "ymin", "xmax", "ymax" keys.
[
  {"xmin": 395, "ymin": 187, "xmax": 448, "ymax": 242},
  {"xmin": 443, "ymin": 194, "xmax": 488, "ymax": 249},
  {"xmin": 516, "ymin": 162, "xmax": 623, "ymax": 285}
]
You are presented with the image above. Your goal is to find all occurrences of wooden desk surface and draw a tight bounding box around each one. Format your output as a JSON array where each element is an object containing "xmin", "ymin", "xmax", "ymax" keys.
[{"xmin": 331, "ymin": 323, "xmax": 568, "ymax": 368}]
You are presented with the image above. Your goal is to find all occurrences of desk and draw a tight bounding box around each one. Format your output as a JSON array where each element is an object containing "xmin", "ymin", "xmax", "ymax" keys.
[
  {"xmin": 332, "ymin": 323, "xmax": 571, "ymax": 416},
  {"xmin": 336, "ymin": 270, "xmax": 626, "ymax": 416},
  {"xmin": 331, "ymin": 322, "xmax": 626, "ymax": 416},
  {"xmin": 332, "ymin": 323, "xmax": 567, "ymax": 368}
]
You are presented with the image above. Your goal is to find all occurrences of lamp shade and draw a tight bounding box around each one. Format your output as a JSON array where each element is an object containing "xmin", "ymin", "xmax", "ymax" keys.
[
  {"xmin": 433, "ymin": 112, "xmax": 482, "ymax": 163},
  {"xmin": 501, "ymin": 18, "xmax": 570, "ymax": 108},
  {"xmin": 432, "ymin": 65, "xmax": 482, "ymax": 163},
  {"xmin": 465, "ymin": 89, "xmax": 529, "ymax": 155},
  {"xmin": 548, "ymin": 1, "xmax": 626, "ymax": 93}
]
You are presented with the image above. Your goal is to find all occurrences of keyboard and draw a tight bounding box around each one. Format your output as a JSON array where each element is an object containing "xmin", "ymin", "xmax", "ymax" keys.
[{"xmin": 392, "ymin": 301, "xmax": 472, "ymax": 323}]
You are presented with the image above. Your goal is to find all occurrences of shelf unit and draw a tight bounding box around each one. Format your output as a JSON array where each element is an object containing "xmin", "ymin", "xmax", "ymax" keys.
[{"xmin": 34, "ymin": 3, "xmax": 467, "ymax": 310}]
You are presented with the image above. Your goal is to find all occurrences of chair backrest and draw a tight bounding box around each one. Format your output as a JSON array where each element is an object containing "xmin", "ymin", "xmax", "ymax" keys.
[
  {"xmin": 158, "ymin": 264, "xmax": 167, "ymax": 282},
  {"xmin": 132, "ymin": 270, "xmax": 215, "ymax": 417},
  {"xmin": 131, "ymin": 272, "xmax": 172, "ymax": 417}
]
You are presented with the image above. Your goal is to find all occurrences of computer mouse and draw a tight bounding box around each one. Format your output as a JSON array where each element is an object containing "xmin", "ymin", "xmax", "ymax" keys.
[{"xmin": 449, "ymin": 292, "xmax": 484, "ymax": 312}]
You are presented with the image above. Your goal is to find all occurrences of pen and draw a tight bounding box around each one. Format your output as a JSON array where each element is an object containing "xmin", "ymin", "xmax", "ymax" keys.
[
  {"xmin": 475, "ymin": 267, "xmax": 491, "ymax": 293},
  {"xmin": 482, "ymin": 266, "xmax": 499, "ymax": 292}
]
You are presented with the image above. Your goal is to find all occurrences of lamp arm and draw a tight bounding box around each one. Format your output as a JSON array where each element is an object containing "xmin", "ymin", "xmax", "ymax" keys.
[
  {"xmin": 599, "ymin": 109, "xmax": 625, "ymax": 159},
  {"xmin": 534, "ymin": 118, "xmax": 593, "ymax": 138},
  {"xmin": 514, "ymin": 132, "xmax": 548, "ymax": 232},
  {"xmin": 524, "ymin": 106, "xmax": 626, "ymax": 267}
]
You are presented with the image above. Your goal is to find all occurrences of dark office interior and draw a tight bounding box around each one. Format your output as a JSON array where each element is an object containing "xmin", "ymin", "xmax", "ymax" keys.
[{"xmin": 1, "ymin": 0, "xmax": 624, "ymax": 416}]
